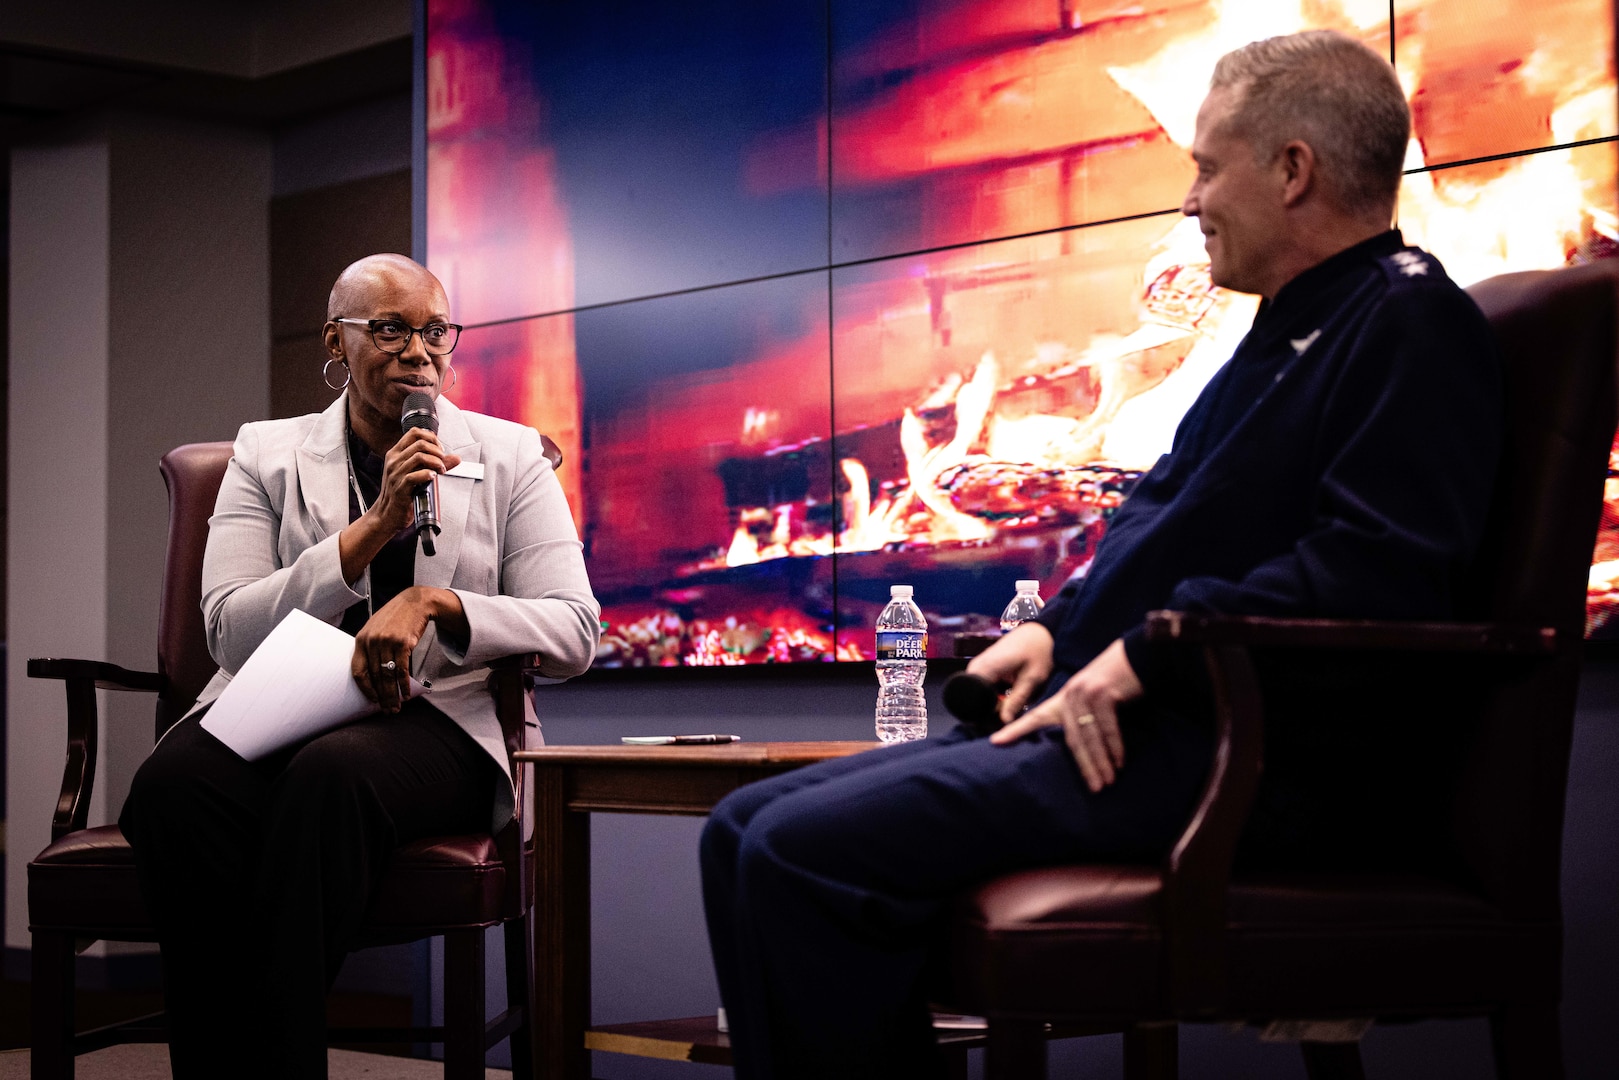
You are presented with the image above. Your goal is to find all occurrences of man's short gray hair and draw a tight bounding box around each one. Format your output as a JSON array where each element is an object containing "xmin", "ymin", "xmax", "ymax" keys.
[{"xmin": 1211, "ymin": 30, "xmax": 1410, "ymax": 217}]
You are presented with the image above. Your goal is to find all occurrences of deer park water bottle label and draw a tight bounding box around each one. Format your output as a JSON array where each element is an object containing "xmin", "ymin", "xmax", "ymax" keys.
[{"xmin": 875, "ymin": 631, "xmax": 928, "ymax": 660}]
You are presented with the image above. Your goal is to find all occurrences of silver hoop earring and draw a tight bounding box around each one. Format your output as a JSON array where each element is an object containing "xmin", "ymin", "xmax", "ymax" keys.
[
  {"xmin": 322, "ymin": 358, "xmax": 350, "ymax": 391},
  {"xmin": 445, "ymin": 364, "xmax": 457, "ymax": 392}
]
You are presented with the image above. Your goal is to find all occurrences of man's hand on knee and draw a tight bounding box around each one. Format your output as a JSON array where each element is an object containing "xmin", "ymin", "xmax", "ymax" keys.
[{"xmin": 990, "ymin": 639, "xmax": 1142, "ymax": 792}]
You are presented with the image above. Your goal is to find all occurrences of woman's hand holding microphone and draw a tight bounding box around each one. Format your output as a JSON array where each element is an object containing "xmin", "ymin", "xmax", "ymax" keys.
[{"xmin": 339, "ymin": 428, "xmax": 468, "ymax": 713}]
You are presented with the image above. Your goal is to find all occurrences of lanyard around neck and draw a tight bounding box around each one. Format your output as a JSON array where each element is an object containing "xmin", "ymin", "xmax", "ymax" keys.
[{"xmin": 344, "ymin": 423, "xmax": 375, "ymax": 617}]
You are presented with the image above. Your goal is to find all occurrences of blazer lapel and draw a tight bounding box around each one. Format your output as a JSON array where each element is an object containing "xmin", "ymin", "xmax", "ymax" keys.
[
  {"xmin": 414, "ymin": 396, "xmax": 480, "ymax": 590},
  {"xmin": 294, "ymin": 395, "xmax": 351, "ymax": 543}
]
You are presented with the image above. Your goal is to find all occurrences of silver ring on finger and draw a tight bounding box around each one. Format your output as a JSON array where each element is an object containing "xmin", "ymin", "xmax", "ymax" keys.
[
  {"xmin": 1075, "ymin": 713, "xmax": 1097, "ymax": 726},
  {"xmin": 381, "ymin": 660, "xmax": 398, "ymax": 673}
]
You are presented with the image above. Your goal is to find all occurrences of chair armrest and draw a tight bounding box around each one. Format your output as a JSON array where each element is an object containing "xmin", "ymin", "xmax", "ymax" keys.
[
  {"xmin": 28, "ymin": 657, "xmax": 165, "ymax": 691},
  {"xmin": 487, "ymin": 653, "xmax": 542, "ymax": 758},
  {"xmin": 1143, "ymin": 611, "xmax": 1556, "ymax": 654},
  {"xmin": 487, "ymin": 652, "xmax": 544, "ymax": 672},
  {"xmin": 487, "ymin": 653, "xmax": 542, "ymax": 917},
  {"xmin": 1157, "ymin": 637, "xmax": 1263, "ymax": 1016},
  {"xmin": 487, "ymin": 653, "xmax": 543, "ymax": 746},
  {"xmin": 1150, "ymin": 611, "xmax": 1558, "ymax": 1015},
  {"xmin": 28, "ymin": 657, "xmax": 164, "ymax": 843}
]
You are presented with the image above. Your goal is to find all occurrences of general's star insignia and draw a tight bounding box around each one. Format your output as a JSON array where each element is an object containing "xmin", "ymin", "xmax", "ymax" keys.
[
  {"xmin": 1391, "ymin": 251, "xmax": 1429, "ymax": 277},
  {"xmin": 1290, "ymin": 329, "xmax": 1322, "ymax": 355}
]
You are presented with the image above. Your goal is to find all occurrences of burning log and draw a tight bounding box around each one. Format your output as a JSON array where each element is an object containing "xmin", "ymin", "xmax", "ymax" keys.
[{"xmin": 938, "ymin": 460, "xmax": 1140, "ymax": 527}]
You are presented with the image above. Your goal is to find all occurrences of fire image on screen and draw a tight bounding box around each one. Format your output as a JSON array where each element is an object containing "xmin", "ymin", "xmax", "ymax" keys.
[{"xmin": 427, "ymin": 0, "xmax": 1619, "ymax": 665}]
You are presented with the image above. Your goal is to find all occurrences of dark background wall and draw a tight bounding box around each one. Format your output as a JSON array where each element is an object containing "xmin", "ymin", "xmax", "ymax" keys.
[{"xmin": 270, "ymin": 169, "xmax": 412, "ymax": 419}]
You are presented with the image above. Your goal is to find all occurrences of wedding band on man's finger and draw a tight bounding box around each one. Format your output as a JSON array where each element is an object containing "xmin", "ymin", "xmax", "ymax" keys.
[{"xmin": 1075, "ymin": 713, "xmax": 1097, "ymax": 726}]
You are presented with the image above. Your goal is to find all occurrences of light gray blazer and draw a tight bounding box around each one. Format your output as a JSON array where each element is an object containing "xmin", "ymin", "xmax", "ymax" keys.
[{"xmin": 186, "ymin": 393, "xmax": 601, "ymax": 827}]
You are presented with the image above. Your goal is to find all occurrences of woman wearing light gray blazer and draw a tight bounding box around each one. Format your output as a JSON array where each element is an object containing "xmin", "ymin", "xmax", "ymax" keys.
[
  {"xmin": 190, "ymin": 383, "xmax": 599, "ymax": 827},
  {"xmin": 120, "ymin": 255, "xmax": 599, "ymax": 1080}
]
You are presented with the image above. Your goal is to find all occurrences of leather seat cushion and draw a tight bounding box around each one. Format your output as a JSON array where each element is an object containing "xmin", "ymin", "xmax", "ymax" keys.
[
  {"xmin": 948, "ymin": 866, "xmax": 1164, "ymax": 1016},
  {"xmin": 948, "ymin": 865, "xmax": 1556, "ymax": 1017},
  {"xmin": 362, "ymin": 834, "xmax": 507, "ymax": 930},
  {"xmin": 30, "ymin": 826, "xmax": 506, "ymax": 936},
  {"xmin": 28, "ymin": 826, "xmax": 153, "ymax": 936}
]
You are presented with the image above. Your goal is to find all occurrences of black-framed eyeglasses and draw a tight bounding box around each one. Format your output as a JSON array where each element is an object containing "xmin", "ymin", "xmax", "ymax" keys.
[{"xmin": 335, "ymin": 318, "xmax": 462, "ymax": 356}]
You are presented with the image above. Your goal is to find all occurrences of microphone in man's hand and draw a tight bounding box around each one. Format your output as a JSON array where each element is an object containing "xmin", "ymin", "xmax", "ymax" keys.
[
  {"xmin": 943, "ymin": 672, "xmax": 1009, "ymax": 738},
  {"xmin": 401, "ymin": 392, "xmax": 441, "ymax": 557}
]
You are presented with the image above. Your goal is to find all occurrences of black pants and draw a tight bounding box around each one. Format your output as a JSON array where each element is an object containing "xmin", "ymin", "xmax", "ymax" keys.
[
  {"xmin": 700, "ymin": 715, "xmax": 1213, "ymax": 1080},
  {"xmin": 119, "ymin": 699, "xmax": 497, "ymax": 1080}
]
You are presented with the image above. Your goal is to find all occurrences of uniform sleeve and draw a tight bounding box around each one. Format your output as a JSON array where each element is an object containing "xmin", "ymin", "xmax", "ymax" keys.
[
  {"xmin": 1128, "ymin": 284, "xmax": 1503, "ymax": 684},
  {"xmin": 442, "ymin": 427, "xmax": 601, "ymax": 678},
  {"xmin": 200, "ymin": 424, "xmax": 367, "ymax": 674},
  {"xmin": 1034, "ymin": 583, "xmax": 1077, "ymax": 636}
]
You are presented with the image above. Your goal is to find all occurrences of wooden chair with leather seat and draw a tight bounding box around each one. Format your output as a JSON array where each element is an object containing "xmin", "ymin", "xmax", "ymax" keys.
[
  {"xmin": 27, "ymin": 434, "xmax": 565, "ymax": 1080},
  {"xmin": 942, "ymin": 259, "xmax": 1619, "ymax": 1080}
]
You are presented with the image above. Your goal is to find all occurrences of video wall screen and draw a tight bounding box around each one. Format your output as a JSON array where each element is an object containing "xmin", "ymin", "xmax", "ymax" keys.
[{"xmin": 427, "ymin": 0, "xmax": 1619, "ymax": 664}]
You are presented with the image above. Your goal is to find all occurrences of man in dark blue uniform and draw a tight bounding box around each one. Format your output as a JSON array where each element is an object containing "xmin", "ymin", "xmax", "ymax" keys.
[{"xmin": 701, "ymin": 30, "xmax": 1502, "ymax": 1079}]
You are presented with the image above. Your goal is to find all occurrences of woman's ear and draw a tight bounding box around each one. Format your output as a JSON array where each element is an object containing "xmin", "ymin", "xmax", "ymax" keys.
[{"xmin": 322, "ymin": 320, "xmax": 344, "ymax": 360}]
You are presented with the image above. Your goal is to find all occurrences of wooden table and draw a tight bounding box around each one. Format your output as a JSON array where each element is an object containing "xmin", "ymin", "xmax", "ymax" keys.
[{"xmin": 515, "ymin": 741, "xmax": 879, "ymax": 1080}]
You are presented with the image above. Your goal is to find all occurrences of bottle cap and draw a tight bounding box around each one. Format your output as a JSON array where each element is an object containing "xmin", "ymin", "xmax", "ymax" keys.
[
  {"xmin": 890, "ymin": 584, "xmax": 913, "ymax": 598},
  {"xmin": 1016, "ymin": 580, "xmax": 1040, "ymax": 592}
]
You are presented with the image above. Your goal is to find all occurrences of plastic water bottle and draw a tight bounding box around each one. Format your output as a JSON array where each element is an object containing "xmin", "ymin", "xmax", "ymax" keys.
[
  {"xmin": 1000, "ymin": 579, "xmax": 1044, "ymax": 632},
  {"xmin": 875, "ymin": 585, "xmax": 928, "ymax": 743}
]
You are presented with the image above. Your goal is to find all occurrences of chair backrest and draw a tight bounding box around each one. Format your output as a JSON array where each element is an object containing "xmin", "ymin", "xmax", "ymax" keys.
[
  {"xmin": 1465, "ymin": 261, "xmax": 1619, "ymax": 634},
  {"xmin": 156, "ymin": 442, "xmax": 234, "ymax": 739},
  {"xmin": 1453, "ymin": 261, "xmax": 1619, "ymax": 917}
]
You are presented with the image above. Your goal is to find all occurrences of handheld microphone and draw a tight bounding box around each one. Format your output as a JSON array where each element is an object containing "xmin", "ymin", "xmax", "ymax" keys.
[
  {"xmin": 401, "ymin": 392, "xmax": 441, "ymax": 557},
  {"xmin": 943, "ymin": 672, "xmax": 1010, "ymax": 738}
]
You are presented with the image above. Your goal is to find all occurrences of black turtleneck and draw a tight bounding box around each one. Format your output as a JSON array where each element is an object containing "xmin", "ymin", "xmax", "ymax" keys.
[{"xmin": 339, "ymin": 429, "xmax": 419, "ymax": 635}]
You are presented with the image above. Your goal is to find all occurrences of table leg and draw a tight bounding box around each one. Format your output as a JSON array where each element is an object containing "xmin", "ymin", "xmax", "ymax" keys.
[{"xmin": 535, "ymin": 766, "xmax": 591, "ymax": 1080}]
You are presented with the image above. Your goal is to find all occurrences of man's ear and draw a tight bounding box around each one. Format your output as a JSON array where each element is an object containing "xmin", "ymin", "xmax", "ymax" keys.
[{"xmin": 1278, "ymin": 140, "xmax": 1316, "ymax": 208}]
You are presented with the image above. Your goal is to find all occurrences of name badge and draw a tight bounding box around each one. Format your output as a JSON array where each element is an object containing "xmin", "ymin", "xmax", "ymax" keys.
[{"xmin": 445, "ymin": 461, "xmax": 485, "ymax": 480}]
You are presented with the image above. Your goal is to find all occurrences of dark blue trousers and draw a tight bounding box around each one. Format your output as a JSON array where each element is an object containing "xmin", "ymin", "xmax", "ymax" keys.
[{"xmin": 700, "ymin": 709, "xmax": 1213, "ymax": 1080}]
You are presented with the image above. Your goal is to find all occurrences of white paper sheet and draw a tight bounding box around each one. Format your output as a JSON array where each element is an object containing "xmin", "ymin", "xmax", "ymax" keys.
[{"xmin": 201, "ymin": 608, "xmax": 426, "ymax": 760}]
